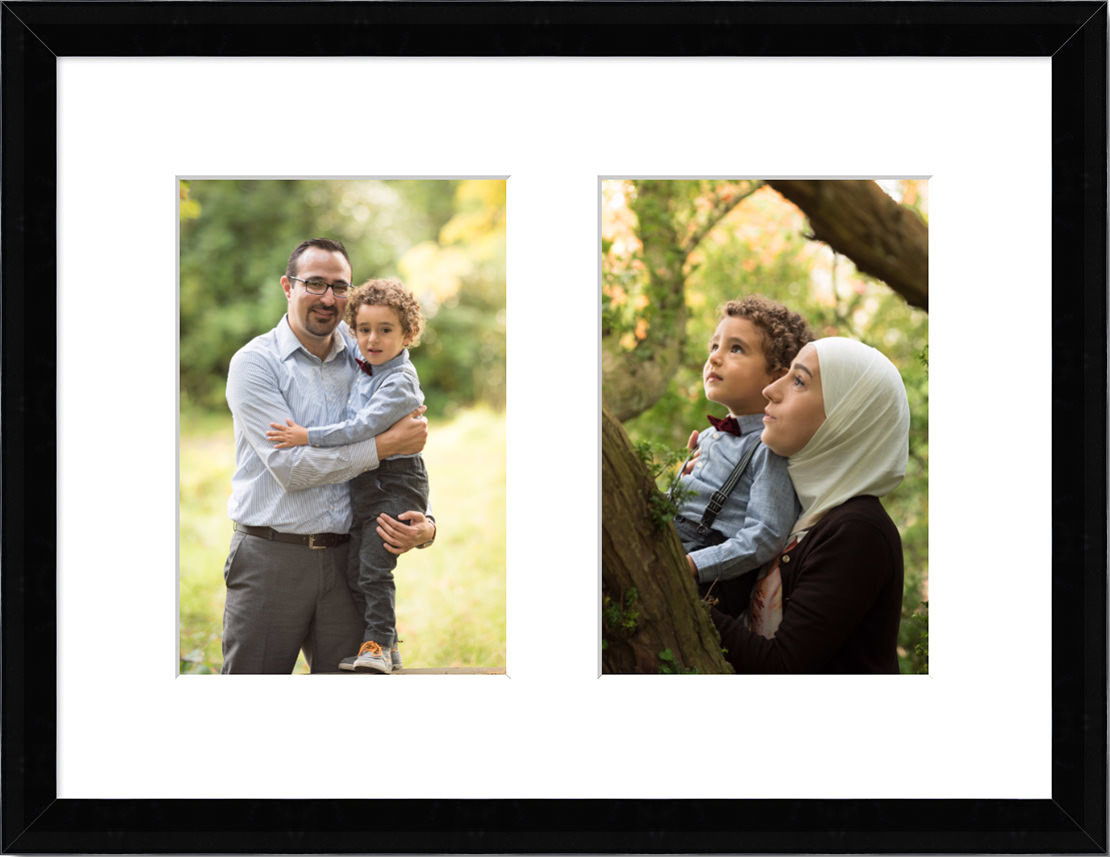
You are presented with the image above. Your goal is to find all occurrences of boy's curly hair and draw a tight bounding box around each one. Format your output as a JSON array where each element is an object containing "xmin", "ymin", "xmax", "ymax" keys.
[
  {"xmin": 721, "ymin": 295, "xmax": 813, "ymax": 374},
  {"xmin": 344, "ymin": 278, "xmax": 424, "ymax": 347}
]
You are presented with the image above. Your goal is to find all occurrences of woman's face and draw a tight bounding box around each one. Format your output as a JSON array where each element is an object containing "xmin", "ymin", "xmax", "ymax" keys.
[{"xmin": 760, "ymin": 342, "xmax": 826, "ymax": 456}]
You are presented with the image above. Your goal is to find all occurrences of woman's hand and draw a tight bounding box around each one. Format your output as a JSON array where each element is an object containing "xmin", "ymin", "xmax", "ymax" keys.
[
  {"xmin": 377, "ymin": 510, "xmax": 435, "ymax": 555},
  {"xmin": 682, "ymin": 429, "xmax": 701, "ymax": 475},
  {"xmin": 377, "ymin": 406, "xmax": 428, "ymax": 459}
]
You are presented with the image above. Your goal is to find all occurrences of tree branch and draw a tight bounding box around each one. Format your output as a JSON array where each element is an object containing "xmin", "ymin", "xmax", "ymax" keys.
[
  {"xmin": 768, "ymin": 180, "xmax": 928, "ymax": 311},
  {"xmin": 681, "ymin": 181, "xmax": 764, "ymax": 256}
]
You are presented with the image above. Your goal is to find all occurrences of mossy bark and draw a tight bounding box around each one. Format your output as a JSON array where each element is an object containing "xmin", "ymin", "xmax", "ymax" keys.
[
  {"xmin": 601, "ymin": 406, "xmax": 733, "ymax": 674},
  {"xmin": 602, "ymin": 181, "xmax": 687, "ymax": 422}
]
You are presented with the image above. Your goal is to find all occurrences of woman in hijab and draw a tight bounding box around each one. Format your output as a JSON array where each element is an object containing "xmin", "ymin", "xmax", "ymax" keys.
[{"xmin": 711, "ymin": 337, "xmax": 911, "ymax": 673}]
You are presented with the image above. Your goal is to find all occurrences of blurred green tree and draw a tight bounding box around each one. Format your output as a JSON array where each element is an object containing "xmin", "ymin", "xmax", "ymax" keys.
[{"xmin": 179, "ymin": 179, "xmax": 504, "ymax": 418}]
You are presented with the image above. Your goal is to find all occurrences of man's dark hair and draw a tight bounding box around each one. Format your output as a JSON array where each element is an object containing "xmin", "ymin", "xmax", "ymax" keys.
[{"xmin": 285, "ymin": 238, "xmax": 351, "ymax": 280}]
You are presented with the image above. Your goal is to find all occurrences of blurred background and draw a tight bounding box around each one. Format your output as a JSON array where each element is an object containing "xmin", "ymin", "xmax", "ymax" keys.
[
  {"xmin": 602, "ymin": 179, "xmax": 928, "ymax": 673},
  {"xmin": 179, "ymin": 179, "xmax": 506, "ymax": 673}
]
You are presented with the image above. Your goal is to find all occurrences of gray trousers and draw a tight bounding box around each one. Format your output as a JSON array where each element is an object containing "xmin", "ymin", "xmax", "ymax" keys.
[
  {"xmin": 348, "ymin": 456, "xmax": 429, "ymax": 647},
  {"xmin": 220, "ymin": 530, "xmax": 363, "ymax": 674}
]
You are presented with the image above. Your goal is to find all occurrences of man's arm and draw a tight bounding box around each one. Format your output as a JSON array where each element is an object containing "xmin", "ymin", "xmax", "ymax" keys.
[
  {"xmin": 307, "ymin": 370, "xmax": 424, "ymax": 448},
  {"xmin": 227, "ymin": 349, "xmax": 382, "ymax": 492},
  {"xmin": 688, "ymin": 446, "xmax": 797, "ymax": 584},
  {"xmin": 373, "ymin": 409, "xmax": 428, "ymax": 461}
]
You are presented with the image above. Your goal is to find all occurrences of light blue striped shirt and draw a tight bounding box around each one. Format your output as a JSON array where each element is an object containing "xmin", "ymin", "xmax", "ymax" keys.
[
  {"xmin": 307, "ymin": 347, "xmax": 424, "ymax": 456},
  {"xmin": 676, "ymin": 412, "xmax": 800, "ymax": 584},
  {"xmin": 225, "ymin": 316, "xmax": 379, "ymax": 534}
]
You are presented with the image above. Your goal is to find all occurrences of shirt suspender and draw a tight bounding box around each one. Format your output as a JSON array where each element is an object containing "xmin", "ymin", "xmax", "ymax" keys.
[{"xmin": 698, "ymin": 437, "xmax": 761, "ymax": 534}]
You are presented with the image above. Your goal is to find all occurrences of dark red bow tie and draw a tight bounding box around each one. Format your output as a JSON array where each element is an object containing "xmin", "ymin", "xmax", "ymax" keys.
[
  {"xmin": 707, "ymin": 414, "xmax": 741, "ymax": 436},
  {"xmin": 355, "ymin": 357, "xmax": 374, "ymax": 377}
]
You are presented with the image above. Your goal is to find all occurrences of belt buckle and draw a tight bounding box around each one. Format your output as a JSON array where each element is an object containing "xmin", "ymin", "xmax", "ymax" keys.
[{"xmin": 307, "ymin": 534, "xmax": 326, "ymax": 550}]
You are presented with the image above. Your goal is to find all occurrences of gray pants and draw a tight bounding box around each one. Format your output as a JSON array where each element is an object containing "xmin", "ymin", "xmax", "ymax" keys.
[
  {"xmin": 348, "ymin": 456, "xmax": 429, "ymax": 647},
  {"xmin": 220, "ymin": 530, "xmax": 363, "ymax": 674}
]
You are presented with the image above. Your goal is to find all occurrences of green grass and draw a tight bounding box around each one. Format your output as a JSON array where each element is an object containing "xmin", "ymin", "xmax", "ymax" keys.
[{"xmin": 179, "ymin": 406, "xmax": 506, "ymax": 674}]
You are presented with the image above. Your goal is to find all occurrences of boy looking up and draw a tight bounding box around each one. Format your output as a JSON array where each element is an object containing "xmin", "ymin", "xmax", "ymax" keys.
[{"xmin": 673, "ymin": 296, "xmax": 812, "ymax": 613}]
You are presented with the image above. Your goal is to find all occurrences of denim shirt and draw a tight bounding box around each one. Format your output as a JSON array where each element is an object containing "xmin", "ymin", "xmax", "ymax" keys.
[
  {"xmin": 307, "ymin": 346, "xmax": 424, "ymax": 459},
  {"xmin": 225, "ymin": 316, "xmax": 378, "ymax": 534},
  {"xmin": 676, "ymin": 412, "xmax": 799, "ymax": 584}
]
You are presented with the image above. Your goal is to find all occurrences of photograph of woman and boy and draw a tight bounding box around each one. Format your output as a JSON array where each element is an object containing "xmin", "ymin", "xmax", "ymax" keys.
[
  {"xmin": 601, "ymin": 178, "xmax": 928, "ymax": 675},
  {"xmin": 179, "ymin": 179, "xmax": 506, "ymax": 675}
]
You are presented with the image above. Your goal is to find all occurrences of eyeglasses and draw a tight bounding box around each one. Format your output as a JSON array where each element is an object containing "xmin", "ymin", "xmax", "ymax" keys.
[{"xmin": 288, "ymin": 276, "xmax": 351, "ymax": 298}]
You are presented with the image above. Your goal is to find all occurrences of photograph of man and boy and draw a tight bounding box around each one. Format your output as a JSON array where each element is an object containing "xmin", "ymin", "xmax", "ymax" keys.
[
  {"xmin": 179, "ymin": 179, "xmax": 506, "ymax": 675},
  {"xmin": 601, "ymin": 179, "xmax": 928, "ymax": 675}
]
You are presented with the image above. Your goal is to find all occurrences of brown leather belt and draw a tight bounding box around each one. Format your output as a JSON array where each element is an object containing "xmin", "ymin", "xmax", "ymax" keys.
[{"xmin": 234, "ymin": 523, "xmax": 350, "ymax": 550}]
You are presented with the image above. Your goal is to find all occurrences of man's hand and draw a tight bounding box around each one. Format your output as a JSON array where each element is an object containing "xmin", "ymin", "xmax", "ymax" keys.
[
  {"xmin": 267, "ymin": 418, "xmax": 309, "ymax": 449},
  {"xmin": 686, "ymin": 555, "xmax": 698, "ymax": 579},
  {"xmin": 376, "ymin": 406, "xmax": 428, "ymax": 460},
  {"xmin": 682, "ymin": 429, "xmax": 701, "ymax": 475},
  {"xmin": 377, "ymin": 510, "xmax": 435, "ymax": 555}
]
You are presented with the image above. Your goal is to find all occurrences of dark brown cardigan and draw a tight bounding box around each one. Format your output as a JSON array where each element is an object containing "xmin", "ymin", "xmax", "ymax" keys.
[{"xmin": 711, "ymin": 495, "xmax": 904, "ymax": 673}]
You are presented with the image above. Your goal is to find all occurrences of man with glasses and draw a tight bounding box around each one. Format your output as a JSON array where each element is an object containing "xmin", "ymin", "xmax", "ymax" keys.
[{"xmin": 221, "ymin": 238, "xmax": 434, "ymax": 673}]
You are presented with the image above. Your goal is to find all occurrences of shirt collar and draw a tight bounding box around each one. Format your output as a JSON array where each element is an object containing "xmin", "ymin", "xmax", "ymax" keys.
[
  {"xmin": 371, "ymin": 347, "xmax": 410, "ymax": 373},
  {"xmin": 736, "ymin": 412, "xmax": 765, "ymax": 435},
  {"xmin": 277, "ymin": 314, "xmax": 346, "ymax": 363}
]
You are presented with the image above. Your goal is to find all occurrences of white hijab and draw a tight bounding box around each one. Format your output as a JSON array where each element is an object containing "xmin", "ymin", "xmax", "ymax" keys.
[{"xmin": 787, "ymin": 337, "xmax": 910, "ymax": 535}]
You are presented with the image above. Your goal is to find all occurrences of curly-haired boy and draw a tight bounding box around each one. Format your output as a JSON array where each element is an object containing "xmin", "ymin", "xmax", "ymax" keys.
[
  {"xmin": 673, "ymin": 296, "xmax": 813, "ymax": 617},
  {"xmin": 267, "ymin": 278, "xmax": 429, "ymax": 674}
]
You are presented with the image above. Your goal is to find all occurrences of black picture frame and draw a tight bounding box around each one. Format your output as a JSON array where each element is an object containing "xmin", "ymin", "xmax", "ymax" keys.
[{"xmin": 3, "ymin": 2, "xmax": 1105, "ymax": 852}]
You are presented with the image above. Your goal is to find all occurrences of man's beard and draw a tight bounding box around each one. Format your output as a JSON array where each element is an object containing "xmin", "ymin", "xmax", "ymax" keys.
[{"xmin": 304, "ymin": 304, "xmax": 339, "ymax": 335}]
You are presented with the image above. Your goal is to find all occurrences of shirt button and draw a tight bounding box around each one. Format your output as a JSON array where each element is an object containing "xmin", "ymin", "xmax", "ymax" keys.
[{"xmin": 781, "ymin": 554, "xmax": 791, "ymax": 563}]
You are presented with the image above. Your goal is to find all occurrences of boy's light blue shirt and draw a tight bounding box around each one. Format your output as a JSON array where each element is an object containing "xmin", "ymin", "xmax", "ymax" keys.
[
  {"xmin": 676, "ymin": 412, "xmax": 799, "ymax": 584},
  {"xmin": 225, "ymin": 316, "xmax": 379, "ymax": 534},
  {"xmin": 307, "ymin": 345, "xmax": 424, "ymax": 456}
]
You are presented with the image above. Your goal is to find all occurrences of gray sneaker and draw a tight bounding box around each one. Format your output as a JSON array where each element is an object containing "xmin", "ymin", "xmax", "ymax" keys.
[
  {"xmin": 339, "ymin": 640, "xmax": 402, "ymax": 673},
  {"xmin": 340, "ymin": 640, "xmax": 391, "ymax": 674}
]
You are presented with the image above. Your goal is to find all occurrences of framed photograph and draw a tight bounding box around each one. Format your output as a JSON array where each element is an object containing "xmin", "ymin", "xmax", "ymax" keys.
[{"xmin": 4, "ymin": 2, "xmax": 1104, "ymax": 852}]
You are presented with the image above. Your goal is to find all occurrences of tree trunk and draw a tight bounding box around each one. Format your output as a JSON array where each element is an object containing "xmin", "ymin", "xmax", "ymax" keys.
[
  {"xmin": 601, "ymin": 406, "xmax": 733, "ymax": 674},
  {"xmin": 601, "ymin": 336, "xmax": 681, "ymax": 424},
  {"xmin": 767, "ymin": 180, "xmax": 929, "ymax": 311},
  {"xmin": 601, "ymin": 181, "xmax": 760, "ymax": 422},
  {"xmin": 601, "ymin": 182, "xmax": 688, "ymax": 422}
]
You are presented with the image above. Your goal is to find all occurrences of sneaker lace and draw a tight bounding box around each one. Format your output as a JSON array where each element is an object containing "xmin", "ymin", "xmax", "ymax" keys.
[{"xmin": 358, "ymin": 641, "xmax": 383, "ymax": 657}]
